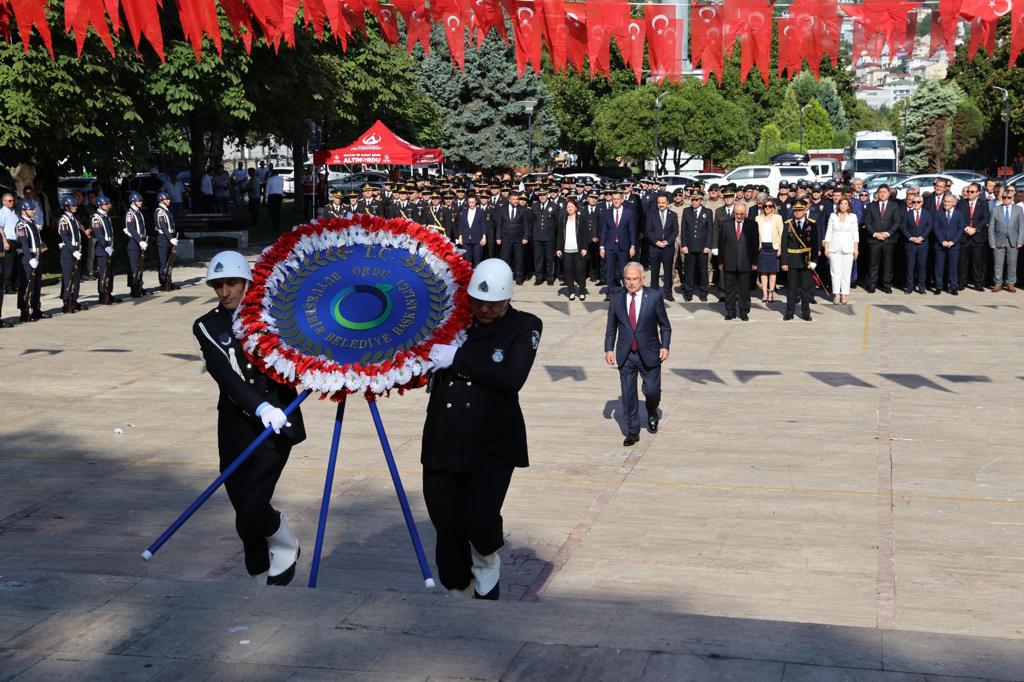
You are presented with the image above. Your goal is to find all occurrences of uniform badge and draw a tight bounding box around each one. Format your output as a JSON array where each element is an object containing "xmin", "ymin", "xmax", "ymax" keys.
[
  {"xmin": 531, "ymin": 330, "xmax": 541, "ymax": 349},
  {"xmin": 492, "ymin": 348, "xmax": 504, "ymax": 363},
  {"xmin": 218, "ymin": 332, "xmax": 232, "ymax": 346}
]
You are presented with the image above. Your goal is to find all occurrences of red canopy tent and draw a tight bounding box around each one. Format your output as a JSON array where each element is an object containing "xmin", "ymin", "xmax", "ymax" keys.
[{"xmin": 313, "ymin": 120, "xmax": 443, "ymax": 166}]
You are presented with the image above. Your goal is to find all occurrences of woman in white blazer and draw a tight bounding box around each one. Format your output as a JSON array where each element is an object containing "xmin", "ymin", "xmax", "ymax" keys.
[{"xmin": 823, "ymin": 198, "xmax": 859, "ymax": 305}]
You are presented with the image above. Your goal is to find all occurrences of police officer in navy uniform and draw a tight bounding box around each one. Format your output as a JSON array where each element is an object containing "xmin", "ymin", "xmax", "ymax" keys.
[
  {"xmin": 124, "ymin": 191, "xmax": 148, "ymax": 297},
  {"xmin": 15, "ymin": 200, "xmax": 47, "ymax": 322},
  {"xmin": 155, "ymin": 191, "xmax": 179, "ymax": 292},
  {"xmin": 321, "ymin": 190, "xmax": 346, "ymax": 219},
  {"xmin": 57, "ymin": 196, "xmax": 85, "ymax": 313},
  {"xmin": 528, "ymin": 190, "xmax": 559, "ymax": 285},
  {"xmin": 780, "ymin": 200, "xmax": 819, "ymax": 321},
  {"xmin": 422, "ymin": 258, "xmax": 542, "ymax": 599},
  {"xmin": 193, "ymin": 251, "xmax": 307, "ymax": 585},
  {"xmin": 91, "ymin": 195, "xmax": 121, "ymax": 305}
]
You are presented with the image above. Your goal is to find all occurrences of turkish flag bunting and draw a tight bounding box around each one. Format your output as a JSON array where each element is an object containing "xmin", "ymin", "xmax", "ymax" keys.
[
  {"xmin": 430, "ymin": 0, "xmax": 469, "ymax": 69},
  {"xmin": 791, "ymin": 0, "xmax": 841, "ymax": 76},
  {"xmin": 64, "ymin": 0, "xmax": 117, "ymax": 55},
  {"xmin": 644, "ymin": 5, "xmax": 683, "ymax": 84},
  {"xmin": 173, "ymin": 0, "xmax": 222, "ymax": 59},
  {"xmin": 392, "ymin": 0, "xmax": 431, "ymax": 56},
  {"xmin": 541, "ymin": 0, "xmax": 568, "ymax": 72},
  {"xmin": 776, "ymin": 16, "xmax": 803, "ymax": 79},
  {"xmin": 586, "ymin": 1, "xmax": 630, "ymax": 80},
  {"xmin": 217, "ymin": 0, "xmax": 254, "ymax": 53},
  {"xmin": 506, "ymin": 0, "xmax": 544, "ymax": 75},
  {"xmin": 564, "ymin": 3, "xmax": 588, "ymax": 74},
  {"xmin": 120, "ymin": 0, "xmax": 165, "ymax": 59},
  {"xmin": 959, "ymin": 0, "xmax": 1012, "ymax": 22},
  {"xmin": 1011, "ymin": 1, "xmax": 1024, "ymax": 63},
  {"xmin": 340, "ymin": 0, "xmax": 369, "ymax": 40},
  {"xmin": 8, "ymin": 0, "xmax": 53, "ymax": 55},
  {"xmin": 243, "ymin": 0, "xmax": 287, "ymax": 49},
  {"xmin": 370, "ymin": 1, "xmax": 400, "ymax": 45},
  {"xmin": 723, "ymin": 0, "xmax": 773, "ymax": 84},
  {"xmin": 691, "ymin": 3, "xmax": 725, "ymax": 85},
  {"xmin": 967, "ymin": 16, "xmax": 997, "ymax": 60},
  {"xmin": 930, "ymin": 0, "xmax": 961, "ymax": 60},
  {"xmin": 471, "ymin": 0, "xmax": 507, "ymax": 46},
  {"xmin": 890, "ymin": 9, "xmax": 917, "ymax": 59},
  {"xmin": 303, "ymin": 0, "xmax": 328, "ymax": 38},
  {"xmin": 841, "ymin": 0, "xmax": 923, "ymax": 63},
  {"xmin": 617, "ymin": 15, "xmax": 647, "ymax": 84}
]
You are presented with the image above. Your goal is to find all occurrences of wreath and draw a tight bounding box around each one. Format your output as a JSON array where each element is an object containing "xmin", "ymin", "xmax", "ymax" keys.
[{"xmin": 233, "ymin": 214, "xmax": 473, "ymax": 400}]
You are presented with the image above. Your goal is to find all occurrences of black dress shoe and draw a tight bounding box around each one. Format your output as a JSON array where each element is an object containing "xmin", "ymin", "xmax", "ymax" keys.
[
  {"xmin": 809, "ymin": 297, "xmax": 817, "ymax": 304},
  {"xmin": 933, "ymin": 288, "xmax": 942, "ymax": 295},
  {"xmin": 623, "ymin": 434, "xmax": 638, "ymax": 446},
  {"xmin": 801, "ymin": 313, "xmax": 812, "ymax": 321},
  {"xmin": 603, "ymin": 296, "xmax": 611, "ymax": 302},
  {"xmin": 30, "ymin": 312, "xmax": 51, "ymax": 321},
  {"xmin": 783, "ymin": 312, "xmax": 793, "ymax": 320},
  {"xmin": 683, "ymin": 294, "xmax": 692, "ymax": 302},
  {"xmin": 664, "ymin": 293, "xmax": 675, "ymax": 301},
  {"xmin": 903, "ymin": 288, "xmax": 912, "ymax": 294},
  {"xmin": 880, "ymin": 286, "xmax": 892, "ymax": 294},
  {"xmin": 699, "ymin": 295, "xmax": 707, "ymax": 302},
  {"xmin": 0, "ymin": 320, "xmax": 12, "ymax": 328},
  {"xmin": 473, "ymin": 582, "xmax": 500, "ymax": 600},
  {"xmin": 515, "ymin": 279, "xmax": 524, "ymax": 285},
  {"xmin": 546, "ymin": 280, "xmax": 555, "ymax": 286},
  {"xmin": 972, "ymin": 284, "xmax": 984, "ymax": 291},
  {"xmin": 739, "ymin": 312, "xmax": 749, "ymax": 321},
  {"xmin": 74, "ymin": 303, "xmax": 88, "ymax": 311},
  {"xmin": 949, "ymin": 288, "xmax": 958, "ymax": 296},
  {"xmin": 865, "ymin": 287, "xmax": 875, "ymax": 294},
  {"xmin": 647, "ymin": 418, "xmax": 658, "ymax": 434},
  {"xmin": 917, "ymin": 288, "xmax": 927, "ymax": 295},
  {"xmin": 724, "ymin": 312, "xmax": 736, "ymax": 320},
  {"xmin": 533, "ymin": 279, "xmax": 543, "ymax": 285}
]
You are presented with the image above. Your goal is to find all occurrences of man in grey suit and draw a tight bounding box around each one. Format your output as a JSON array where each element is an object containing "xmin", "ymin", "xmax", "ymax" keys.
[
  {"xmin": 989, "ymin": 191, "xmax": 1024, "ymax": 292},
  {"xmin": 604, "ymin": 262, "xmax": 672, "ymax": 446}
]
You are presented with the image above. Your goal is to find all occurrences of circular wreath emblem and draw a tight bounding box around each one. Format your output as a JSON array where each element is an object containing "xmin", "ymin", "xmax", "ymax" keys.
[{"xmin": 234, "ymin": 214, "xmax": 473, "ymax": 399}]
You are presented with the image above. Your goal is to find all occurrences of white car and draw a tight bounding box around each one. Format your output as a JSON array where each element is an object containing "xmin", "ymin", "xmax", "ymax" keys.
[
  {"xmin": 655, "ymin": 174, "xmax": 701, "ymax": 195},
  {"xmin": 889, "ymin": 174, "xmax": 968, "ymax": 201},
  {"xmin": 721, "ymin": 165, "xmax": 816, "ymax": 196},
  {"xmin": 691, "ymin": 172, "xmax": 725, "ymax": 183}
]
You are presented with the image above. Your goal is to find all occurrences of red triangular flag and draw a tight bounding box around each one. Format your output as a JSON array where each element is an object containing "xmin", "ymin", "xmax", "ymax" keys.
[
  {"xmin": 644, "ymin": 5, "xmax": 682, "ymax": 84},
  {"xmin": 564, "ymin": 3, "xmax": 587, "ymax": 73},
  {"xmin": 691, "ymin": 3, "xmax": 724, "ymax": 85}
]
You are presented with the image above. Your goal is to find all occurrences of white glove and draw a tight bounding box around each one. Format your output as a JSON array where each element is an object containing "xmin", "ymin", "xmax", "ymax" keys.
[
  {"xmin": 711, "ymin": 248, "xmax": 719, "ymax": 256},
  {"xmin": 808, "ymin": 261, "xmax": 817, "ymax": 270},
  {"xmin": 73, "ymin": 250, "xmax": 81, "ymax": 260},
  {"xmin": 29, "ymin": 258, "xmax": 38, "ymax": 269},
  {"xmin": 58, "ymin": 242, "xmax": 65, "ymax": 249},
  {"xmin": 170, "ymin": 238, "xmax": 179, "ymax": 246},
  {"xmin": 139, "ymin": 241, "xmax": 148, "ymax": 250},
  {"xmin": 105, "ymin": 246, "xmax": 113, "ymax": 256},
  {"xmin": 429, "ymin": 343, "xmax": 458, "ymax": 369},
  {"xmin": 255, "ymin": 402, "xmax": 290, "ymax": 434}
]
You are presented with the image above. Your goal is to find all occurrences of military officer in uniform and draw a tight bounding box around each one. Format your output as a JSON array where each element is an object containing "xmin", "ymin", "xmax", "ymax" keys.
[
  {"xmin": 346, "ymin": 190, "xmax": 361, "ymax": 214},
  {"xmin": 780, "ymin": 200, "xmax": 819, "ymax": 321},
  {"xmin": 91, "ymin": 195, "xmax": 120, "ymax": 305},
  {"xmin": 423, "ymin": 192, "xmax": 451, "ymax": 236},
  {"xmin": 15, "ymin": 200, "xmax": 47, "ymax": 322},
  {"xmin": 528, "ymin": 190, "xmax": 558, "ymax": 285},
  {"xmin": 422, "ymin": 258, "xmax": 542, "ymax": 599},
  {"xmin": 57, "ymin": 196, "xmax": 85, "ymax": 313},
  {"xmin": 386, "ymin": 186, "xmax": 416, "ymax": 220},
  {"xmin": 193, "ymin": 251, "xmax": 306, "ymax": 585},
  {"xmin": 357, "ymin": 183, "xmax": 380, "ymax": 216},
  {"xmin": 321, "ymin": 190, "xmax": 346, "ymax": 219},
  {"xmin": 154, "ymin": 191, "xmax": 179, "ymax": 292},
  {"xmin": 681, "ymin": 190, "xmax": 714, "ymax": 302},
  {"xmin": 124, "ymin": 191, "xmax": 148, "ymax": 297}
]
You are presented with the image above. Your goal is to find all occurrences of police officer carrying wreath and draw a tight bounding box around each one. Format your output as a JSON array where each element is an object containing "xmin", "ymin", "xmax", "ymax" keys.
[
  {"xmin": 193, "ymin": 251, "xmax": 307, "ymax": 585},
  {"xmin": 421, "ymin": 258, "xmax": 543, "ymax": 599}
]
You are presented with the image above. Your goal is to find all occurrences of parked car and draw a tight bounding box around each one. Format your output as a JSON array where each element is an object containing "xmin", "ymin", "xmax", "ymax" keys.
[
  {"xmin": 942, "ymin": 169, "xmax": 988, "ymax": 184},
  {"xmin": 691, "ymin": 172, "xmax": 725, "ymax": 183},
  {"xmin": 562, "ymin": 172, "xmax": 603, "ymax": 185},
  {"xmin": 1001, "ymin": 172, "xmax": 1024, "ymax": 189},
  {"xmin": 722, "ymin": 165, "xmax": 816, "ymax": 196},
  {"xmin": 889, "ymin": 174, "xmax": 968, "ymax": 201},
  {"xmin": 655, "ymin": 173, "xmax": 702, "ymax": 194},
  {"xmin": 326, "ymin": 170, "xmax": 389, "ymax": 195},
  {"xmin": 120, "ymin": 173, "xmax": 171, "ymax": 210},
  {"xmin": 861, "ymin": 173, "xmax": 911, "ymax": 191},
  {"xmin": 57, "ymin": 176, "xmax": 100, "ymax": 205}
]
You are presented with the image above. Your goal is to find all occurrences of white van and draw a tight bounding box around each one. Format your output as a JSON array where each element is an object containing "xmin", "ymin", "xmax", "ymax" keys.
[{"xmin": 721, "ymin": 165, "xmax": 816, "ymax": 196}]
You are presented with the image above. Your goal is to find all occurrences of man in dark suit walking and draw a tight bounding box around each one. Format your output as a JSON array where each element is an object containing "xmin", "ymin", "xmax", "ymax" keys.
[
  {"xmin": 958, "ymin": 182, "xmax": 991, "ymax": 290},
  {"xmin": 604, "ymin": 262, "xmax": 671, "ymax": 446},
  {"xmin": 600, "ymin": 190, "xmax": 636, "ymax": 299},
  {"xmin": 864, "ymin": 184, "xmax": 902, "ymax": 293},
  {"xmin": 717, "ymin": 201, "xmax": 759, "ymax": 320},
  {"xmin": 646, "ymin": 192, "xmax": 679, "ymax": 301}
]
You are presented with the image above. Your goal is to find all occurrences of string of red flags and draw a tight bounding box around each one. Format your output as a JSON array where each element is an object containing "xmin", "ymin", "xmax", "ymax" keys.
[{"xmin": 1, "ymin": 0, "xmax": 1022, "ymax": 82}]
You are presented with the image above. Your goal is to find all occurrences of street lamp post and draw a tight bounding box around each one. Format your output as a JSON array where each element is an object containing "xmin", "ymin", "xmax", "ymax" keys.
[
  {"xmin": 994, "ymin": 86, "xmax": 1010, "ymax": 170},
  {"xmin": 515, "ymin": 99, "xmax": 538, "ymax": 171},
  {"xmin": 654, "ymin": 92, "xmax": 667, "ymax": 175}
]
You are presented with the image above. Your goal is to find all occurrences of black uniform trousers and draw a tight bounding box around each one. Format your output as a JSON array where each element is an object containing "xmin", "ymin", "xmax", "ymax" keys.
[
  {"xmin": 683, "ymin": 251, "xmax": 709, "ymax": 296},
  {"xmin": 722, "ymin": 270, "xmax": 752, "ymax": 314},
  {"xmin": 785, "ymin": 268, "xmax": 812, "ymax": 316},
  {"xmin": 649, "ymin": 245, "xmax": 674, "ymax": 295},
  {"xmin": 96, "ymin": 251, "xmax": 111, "ymax": 298},
  {"xmin": 127, "ymin": 244, "xmax": 143, "ymax": 290},
  {"xmin": 532, "ymin": 240, "xmax": 555, "ymax": 282},
  {"xmin": 561, "ymin": 251, "xmax": 586, "ymax": 296},
  {"xmin": 60, "ymin": 250, "xmax": 79, "ymax": 304},
  {"xmin": 867, "ymin": 240, "xmax": 895, "ymax": 289},
  {"xmin": 587, "ymin": 241, "xmax": 603, "ymax": 281},
  {"xmin": 18, "ymin": 258, "xmax": 41, "ymax": 315},
  {"xmin": 267, "ymin": 194, "xmax": 284, "ymax": 232},
  {"xmin": 500, "ymin": 239, "xmax": 525, "ymax": 281},
  {"xmin": 0, "ymin": 255, "xmax": 5, "ymax": 318},
  {"xmin": 619, "ymin": 349, "xmax": 661, "ymax": 436},
  {"xmin": 958, "ymin": 240, "xmax": 986, "ymax": 287},
  {"xmin": 905, "ymin": 244, "xmax": 928, "ymax": 291},
  {"xmin": 218, "ymin": 415, "xmax": 290, "ymax": 575},
  {"xmin": 158, "ymin": 242, "xmax": 172, "ymax": 287},
  {"xmin": 423, "ymin": 458, "xmax": 515, "ymax": 591}
]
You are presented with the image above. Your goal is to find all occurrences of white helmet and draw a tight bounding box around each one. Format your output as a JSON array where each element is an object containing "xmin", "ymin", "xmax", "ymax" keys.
[
  {"xmin": 206, "ymin": 251, "xmax": 252, "ymax": 284},
  {"xmin": 468, "ymin": 258, "xmax": 513, "ymax": 301}
]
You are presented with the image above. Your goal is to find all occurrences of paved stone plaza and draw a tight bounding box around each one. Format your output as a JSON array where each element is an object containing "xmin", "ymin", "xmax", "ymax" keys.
[{"xmin": 1, "ymin": 259, "xmax": 1023, "ymax": 681}]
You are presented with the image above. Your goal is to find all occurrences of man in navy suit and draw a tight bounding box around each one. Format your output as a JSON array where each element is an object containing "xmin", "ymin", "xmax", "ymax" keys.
[
  {"xmin": 958, "ymin": 182, "xmax": 991, "ymax": 290},
  {"xmin": 496, "ymin": 192, "xmax": 529, "ymax": 285},
  {"xmin": 864, "ymin": 184, "xmax": 902, "ymax": 293},
  {"xmin": 646, "ymin": 192, "xmax": 680, "ymax": 301},
  {"xmin": 604, "ymin": 262, "xmax": 671, "ymax": 446},
  {"xmin": 456, "ymin": 194, "xmax": 488, "ymax": 267},
  {"xmin": 899, "ymin": 194, "xmax": 933, "ymax": 294},
  {"xmin": 932, "ymin": 194, "xmax": 964, "ymax": 295},
  {"xmin": 599, "ymin": 190, "xmax": 636, "ymax": 300},
  {"xmin": 681, "ymin": 190, "xmax": 714, "ymax": 302}
]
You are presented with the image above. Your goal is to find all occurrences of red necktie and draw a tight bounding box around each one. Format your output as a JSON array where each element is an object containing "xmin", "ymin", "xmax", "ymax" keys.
[
  {"xmin": 915, "ymin": 211, "xmax": 920, "ymax": 226},
  {"xmin": 615, "ymin": 209, "xmax": 620, "ymax": 226},
  {"xmin": 969, "ymin": 202, "xmax": 975, "ymax": 221},
  {"xmin": 735, "ymin": 220, "xmax": 742, "ymax": 239},
  {"xmin": 628, "ymin": 294, "xmax": 638, "ymax": 352}
]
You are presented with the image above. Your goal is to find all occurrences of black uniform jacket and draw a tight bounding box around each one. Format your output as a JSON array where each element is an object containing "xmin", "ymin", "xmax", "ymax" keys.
[
  {"xmin": 779, "ymin": 218, "xmax": 819, "ymax": 270},
  {"xmin": 194, "ymin": 306, "xmax": 306, "ymax": 456},
  {"xmin": 421, "ymin": 306, "xmax": 543, "ymax": 472}
]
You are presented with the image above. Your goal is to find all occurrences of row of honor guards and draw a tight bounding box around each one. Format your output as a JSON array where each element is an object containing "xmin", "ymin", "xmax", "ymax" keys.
[{"xmin": 5, "ymin": 191, "xmax": 180, "ymax": 323}]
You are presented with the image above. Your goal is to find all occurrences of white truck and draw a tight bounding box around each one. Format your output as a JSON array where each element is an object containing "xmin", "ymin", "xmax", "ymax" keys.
[{"xmin": 846, "ymin": 131, "xmax": 899, "ymax": 180}]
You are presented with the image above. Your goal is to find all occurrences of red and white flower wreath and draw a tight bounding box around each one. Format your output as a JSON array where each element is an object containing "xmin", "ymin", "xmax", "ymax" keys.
[{"xmin": 233, "ymin": 214, "xmax": 473, "ymax": 400}]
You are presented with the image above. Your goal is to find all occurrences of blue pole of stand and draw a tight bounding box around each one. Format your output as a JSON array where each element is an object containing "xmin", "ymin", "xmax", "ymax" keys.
[
  {"xmin": 142, "ymin": 389, "xmax": 311, "ymax": 561},
  {"xmin": 308, "ymin": 398, "xmax": 347, "ymax": 588},
  {"xmin": 366, "ymin": 398, "xmax": 436, "ymax": 588}
]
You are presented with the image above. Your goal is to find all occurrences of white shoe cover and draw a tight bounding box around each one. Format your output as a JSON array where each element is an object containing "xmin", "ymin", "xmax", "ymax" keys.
[
  {"xmin": 267, "ymin": 513, "xmax": 300, "ymax": 578},
  {"xmin": 470, "ymin": 544, "xmax": 500, "ymax": 596}
]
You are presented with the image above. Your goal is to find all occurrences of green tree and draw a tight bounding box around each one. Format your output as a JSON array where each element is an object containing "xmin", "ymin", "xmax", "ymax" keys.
[
  {"xmin": 849, "ymin": 99, "xmax": 883, "ymax": 134},
  {"xmin": 418, "ymin": 25, "xmax": 558, "ymax": 169},
  {"xmin": 775, "ymin": 88, "xmax": 803, "ymax": 144},
  {"xmin": 658, "ymin": 79, "xmax": 753, "ymax": 170},
  {"xmin": 792, "ymin": 71, "xmax": 819, "ymax": 107},
  {"xmin": 802, "ymin": 99, "xmax": 835, "ymax": 149},
  {"xmin": 817, "ymin": 78, "xmax": 848, "ymax": 132},
  {"xmin": 593, "ymin": 88, "xmax": 656, "ymax": 165},
  {"xmin": 950, "ymin": 97, "xmax": 986, "ymax": 166},
  {"xmin": 898, "ymin": 80, "xmax": 963, "ymax": 173}
]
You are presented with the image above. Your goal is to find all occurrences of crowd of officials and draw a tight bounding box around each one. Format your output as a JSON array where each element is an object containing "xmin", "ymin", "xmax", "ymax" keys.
[{"xmin": 319, "ymin": 173, "xmax": 1024, "ymax": 320}]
